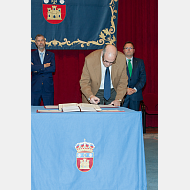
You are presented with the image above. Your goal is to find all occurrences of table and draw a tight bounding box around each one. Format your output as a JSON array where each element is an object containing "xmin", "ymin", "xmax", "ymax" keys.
[{"xmin": 31, "ymin": 106, "xmax": 147, "ymax": 190}]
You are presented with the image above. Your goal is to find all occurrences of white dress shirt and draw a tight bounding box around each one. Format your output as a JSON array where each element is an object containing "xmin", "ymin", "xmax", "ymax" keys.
[
  {"xmin": 99, "ymin": 56, "xmax": 114, "ymax": 89},
  {"xmin": 126, "ymin": 56, "xmax": 133, "ymax": 68},
  {"xmin": 38, "ymin": 49, "xmax": 45, "ymax": 63}
]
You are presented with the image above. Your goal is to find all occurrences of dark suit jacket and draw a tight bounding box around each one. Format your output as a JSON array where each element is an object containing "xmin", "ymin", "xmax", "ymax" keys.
[
  {"xmin": 126, "ymin": 57, "xmax": 146, "ymax": 101},
  {"xmin": 31, "ymin": 50, "xmax": 55, "ymax": 92}
]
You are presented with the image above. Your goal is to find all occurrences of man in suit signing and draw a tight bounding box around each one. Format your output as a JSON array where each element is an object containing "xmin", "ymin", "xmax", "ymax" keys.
[
  {"xmin": 31, "ymin": 34, "xmax": 56, "ymax": 106},
  {"xmin": 122, "ymin": 41, "xmax": 146, "ymax": 111},
  {"xmin": 80, "ymin": 44, "xmax": 128, "ymax": 107}
]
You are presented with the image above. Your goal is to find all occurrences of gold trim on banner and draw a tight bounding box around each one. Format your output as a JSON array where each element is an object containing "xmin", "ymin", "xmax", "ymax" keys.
[{"xmin": 31, "ymin": 0, "xmax": 118, "ymax": 48}]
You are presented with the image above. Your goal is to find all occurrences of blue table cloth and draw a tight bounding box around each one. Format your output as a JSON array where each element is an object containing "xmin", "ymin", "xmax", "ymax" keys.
[{"xmin": 31, "ymin": 106, "xmax": 147, "ymax": 190}]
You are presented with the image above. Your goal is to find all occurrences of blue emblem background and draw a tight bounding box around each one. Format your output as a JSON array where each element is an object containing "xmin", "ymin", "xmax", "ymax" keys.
[{"xmin": 31, "ymin": 0, "xmax": 119, "ymax": 49}]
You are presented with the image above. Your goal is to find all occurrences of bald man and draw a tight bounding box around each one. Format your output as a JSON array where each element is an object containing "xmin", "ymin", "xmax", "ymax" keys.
[{"xmin": 80, "ymin": 45, "xmax": 128, "ymax": 107}]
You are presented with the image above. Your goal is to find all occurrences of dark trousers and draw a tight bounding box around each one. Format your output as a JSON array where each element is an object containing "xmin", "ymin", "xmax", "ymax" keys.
[
  {"xmin": 122, "ymin": 95, "xmax": 140, "ymax": 111},
  {"xmin": 95, "ymin": 88, "xmax": 116, "ymax": 105},
  {"xmin": 31, "ymin": 86, "xmax": 54, "ymax": 106}
]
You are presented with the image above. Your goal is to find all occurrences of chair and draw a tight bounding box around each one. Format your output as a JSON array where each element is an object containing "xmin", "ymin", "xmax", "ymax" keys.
[{"xmin": 141, "ymin": 93, "xmax": 158, "ymax": 133}]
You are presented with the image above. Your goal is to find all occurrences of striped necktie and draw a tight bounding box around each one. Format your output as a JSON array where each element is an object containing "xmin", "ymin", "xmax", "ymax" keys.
[{"xmin": 40, "ymin": 52, "xmax": 44, "ymax": 64}]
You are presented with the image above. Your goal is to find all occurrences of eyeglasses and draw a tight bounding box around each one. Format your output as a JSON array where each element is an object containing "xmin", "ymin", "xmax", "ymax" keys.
[
  {"xmin": 102, "ymin": 56, "xmax": 116, "ymax": 64},
  {"xmin": 103, "ymin": 59, "xmax": 115, "ymax": 64},
  {"xmin": 123, "ymin": 47, "xmax": 134, "ymax": 50}
]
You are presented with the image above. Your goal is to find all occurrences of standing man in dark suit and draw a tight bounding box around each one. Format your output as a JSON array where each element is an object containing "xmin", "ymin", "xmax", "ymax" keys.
[
  {"xmin": 122, "ymin": 41, "xmax": 146, "ymax": 111},
  {"xmin": 31, "ymin": 34, "xmax": 56, "ymax": 106}
]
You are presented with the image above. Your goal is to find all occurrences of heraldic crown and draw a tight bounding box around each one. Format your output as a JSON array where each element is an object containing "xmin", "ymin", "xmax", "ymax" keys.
[{"xmin": 75, "ymin": 139, "xmax": 95, "ymax": 153}]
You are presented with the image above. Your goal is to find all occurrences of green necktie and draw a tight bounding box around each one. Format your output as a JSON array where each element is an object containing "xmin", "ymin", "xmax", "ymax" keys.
[{"xmin": 128, "ymin": 59, "xmax": 132, "ymax": 77}]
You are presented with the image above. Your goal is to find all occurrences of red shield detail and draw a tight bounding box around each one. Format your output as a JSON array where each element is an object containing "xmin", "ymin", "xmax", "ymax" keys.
[
  {"xmin": 76, "ymin": 153, "xmax": 94, "ymax": 172},
  {"xmin": 75, "ymin": 139, "xmax": 95, "ymax": 172},
  {"xmin": 43, "ymin": 4, "xmax": 66, "ymax": 24}
]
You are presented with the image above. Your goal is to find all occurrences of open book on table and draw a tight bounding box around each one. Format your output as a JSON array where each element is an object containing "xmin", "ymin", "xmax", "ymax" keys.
[
  {"xmin": 58, "ymin": 103, "xmax": 102, "ymax": 112},
  {"xmin": 37, "ymin": 109, "xmax": 62, "ymax": 113},
  {"xmin": 98, "ymin": 104, "xmax": 119, "ymax": 108}
]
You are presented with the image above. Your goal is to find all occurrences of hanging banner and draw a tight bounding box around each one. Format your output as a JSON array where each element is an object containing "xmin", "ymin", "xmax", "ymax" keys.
[{"xmin": 31, "ymin": 0, "xmax": 119, "ymax": 49}]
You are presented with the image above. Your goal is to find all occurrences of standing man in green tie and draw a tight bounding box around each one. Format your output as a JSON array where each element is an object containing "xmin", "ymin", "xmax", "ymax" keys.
[{"xmin": 122, "ymin": 41, "xmax": 146, "ymax": 111}]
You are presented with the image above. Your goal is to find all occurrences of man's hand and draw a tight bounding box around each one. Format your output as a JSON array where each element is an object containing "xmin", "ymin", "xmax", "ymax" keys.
[
  {"xmin": 89, "ymin": 95, "xmax": 100, "ymax": 104},
  {"xmin": 44, "ymin": 63, "xmax": 51, "ymax": 68},
  {"xmin": 109, "ymin": 100, "xmax": 120, "ymax": 107},
  {"xmin": 31, "ymin": 62, "xmax": 38, "ymax": 73},
  {"xmin": 126, "ymin": 88, "xmax": 136, "ymax": 95}
]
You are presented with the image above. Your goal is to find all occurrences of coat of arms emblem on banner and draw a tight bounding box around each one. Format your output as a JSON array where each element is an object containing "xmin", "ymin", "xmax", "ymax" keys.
[
  {"xmin": 75, "ymin": 139, "xmax": 95, "ymax": 172},
  {"xmin": 43, "ymin": 0, "xmax": 66, "ymax": 24}
]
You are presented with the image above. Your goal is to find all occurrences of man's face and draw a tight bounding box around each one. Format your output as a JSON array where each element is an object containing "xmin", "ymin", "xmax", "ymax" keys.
[
  {"xmin": 35, "ymin": 36, "xmax": 46, "ymax": 51},
  {"xmin": 123, "ymin": 43, "xmax": 135, "ymax": 58},
  {"xmin": 102, "ymin": 53, "xmax": 116, "ymax": 67}
]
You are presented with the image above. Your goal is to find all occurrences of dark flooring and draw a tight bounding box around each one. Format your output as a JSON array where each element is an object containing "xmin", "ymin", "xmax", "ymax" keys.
[
  {"xmin": 143, "ymin": 127, "xmax": 158, "ymax": 190},
  {"xmin": 146, "ymin": 127, "xmax": 158, "ymax": 134}
]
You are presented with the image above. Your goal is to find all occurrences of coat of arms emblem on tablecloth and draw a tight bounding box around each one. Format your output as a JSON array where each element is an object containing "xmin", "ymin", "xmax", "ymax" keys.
[{"xmin": 75, "ymin": 139, "xmax": 95, "ymax": 172}]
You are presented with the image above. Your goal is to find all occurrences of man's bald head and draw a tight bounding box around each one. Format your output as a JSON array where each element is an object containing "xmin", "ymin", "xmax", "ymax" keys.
[
  {"xmin": 102, "ymin": 45, "xmax": 118, "ymax": 67},
  {"xmin": 102, "ymin": 44, "xmax": 118, "ymax": 57}
]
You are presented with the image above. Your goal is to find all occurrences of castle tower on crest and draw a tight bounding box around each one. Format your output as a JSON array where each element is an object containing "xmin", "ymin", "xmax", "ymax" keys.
[
  {"xmin": 80, "ymin": 159, "xmax": 90, "ymax": 169},
  {"xmin": 47, "ymin": 6, "xmax": 62, "ymax": 20}
]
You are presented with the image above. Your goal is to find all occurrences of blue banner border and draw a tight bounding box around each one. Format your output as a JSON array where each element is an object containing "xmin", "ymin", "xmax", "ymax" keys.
[{"xmin": 31, "ymin": 0, "xmax": 118, "ymax": 49}]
